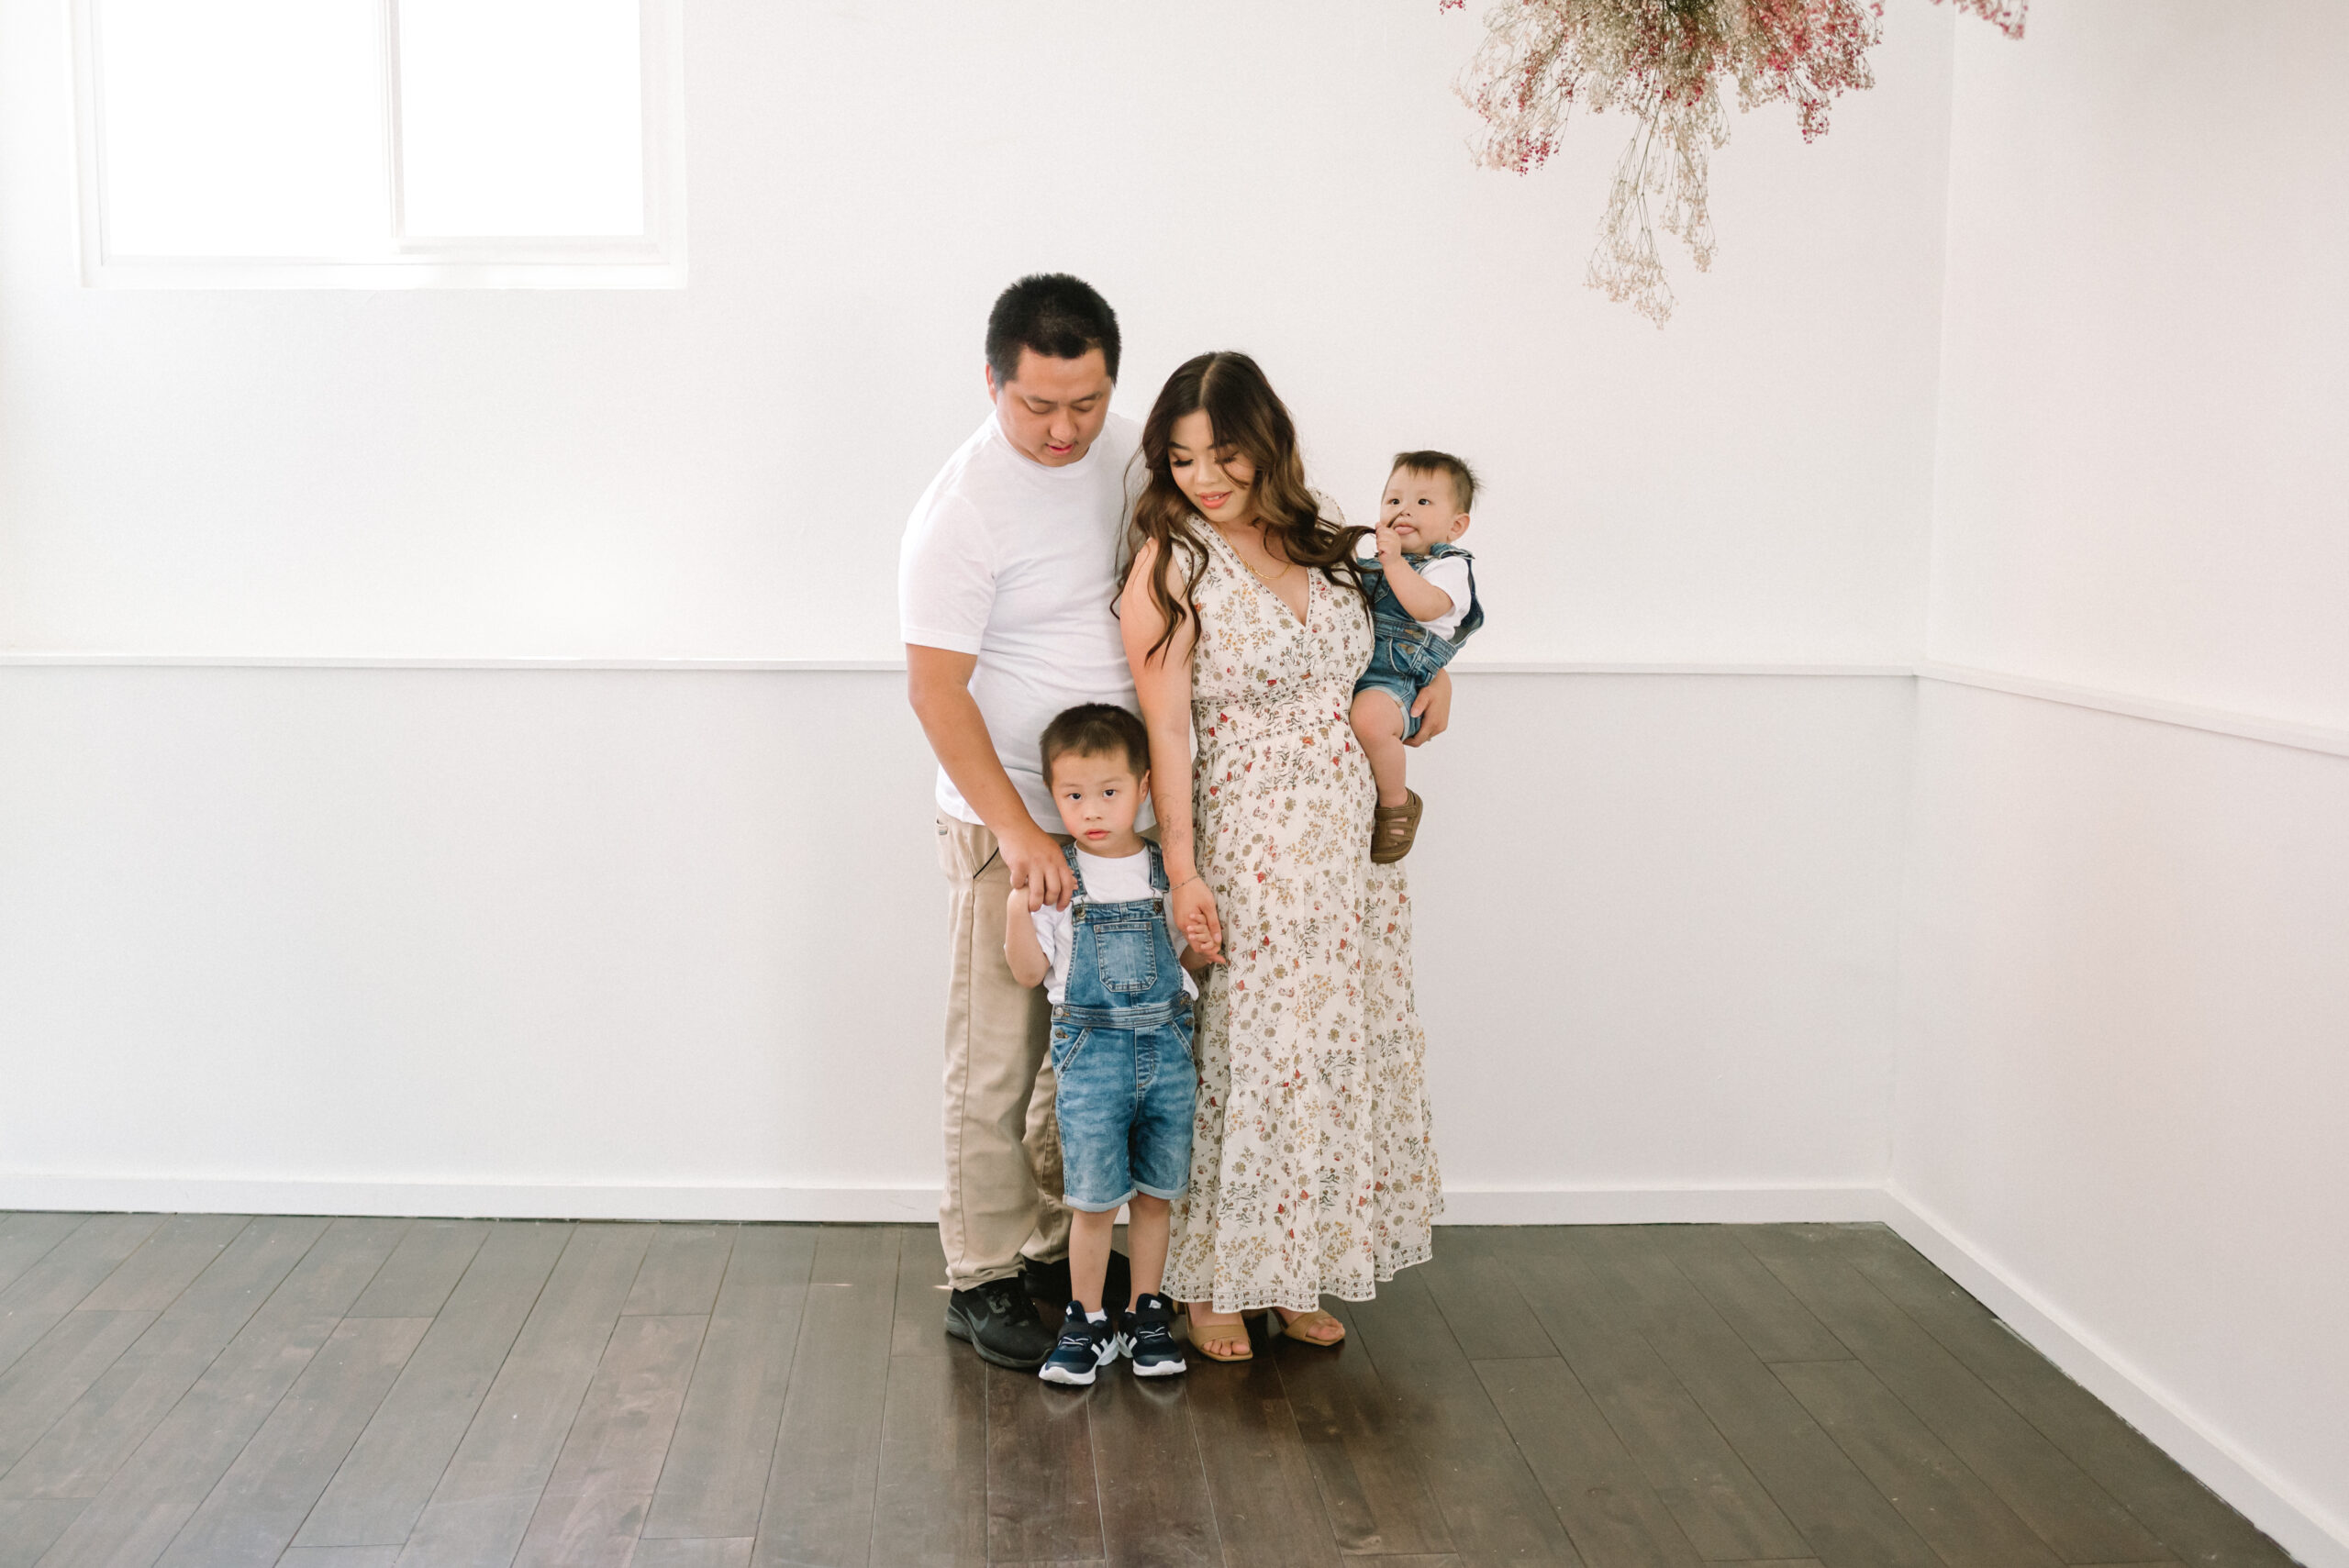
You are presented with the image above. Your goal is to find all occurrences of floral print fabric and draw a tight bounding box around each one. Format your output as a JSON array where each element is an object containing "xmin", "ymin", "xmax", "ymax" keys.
[{"xmin": 1163, "ymin": 521, "xmax": 1442, "ymax": 1314}]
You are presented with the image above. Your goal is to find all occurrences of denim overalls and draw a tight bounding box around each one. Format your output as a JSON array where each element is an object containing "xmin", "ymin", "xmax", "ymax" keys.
[
  {"xmin": 1355, "ymin": 542, "xmax": 1486, "ymax": 739},
  {"xmin": 1048, "ymin": 840, "xmax": 1197, "ymax": 1213}
]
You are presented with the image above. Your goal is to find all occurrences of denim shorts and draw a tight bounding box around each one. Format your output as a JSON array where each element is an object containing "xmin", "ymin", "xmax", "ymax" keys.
[
  {"xmin": 1353, "ymin": 671, "xmax": 1426, "ymax": 740},
  {"xmin": 1050, "ymin": 1015, "xmax": 1196, "ymax": 1212}
]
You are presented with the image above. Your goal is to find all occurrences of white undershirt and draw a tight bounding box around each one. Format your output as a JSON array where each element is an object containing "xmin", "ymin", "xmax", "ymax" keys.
[
  {"xmin": 898, "ymin": 412, "xmax": 1146, "ymax": 833},
  {"xmin": 1030, "ymin": 849, "xmax": 1197, "ymax": 1006},
  {"xmin": 1401, "ymin": 554, "xmax": 1475, "ymax": 639}
]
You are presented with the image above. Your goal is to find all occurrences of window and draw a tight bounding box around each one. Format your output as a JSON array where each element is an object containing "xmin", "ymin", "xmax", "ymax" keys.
[{"xmin": 72, "ymin": 0, "xmax": 685, "ymax": 287}]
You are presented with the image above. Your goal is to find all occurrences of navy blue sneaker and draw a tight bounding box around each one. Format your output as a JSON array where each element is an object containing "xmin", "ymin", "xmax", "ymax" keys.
[
  {"xmin": 1037, "ymin": 1302, "xmax": 1119, "ymax": 1386},
  {"xmin": 1119, "ymin": 1293, "xmax": 1187, "ymax": 1377}
]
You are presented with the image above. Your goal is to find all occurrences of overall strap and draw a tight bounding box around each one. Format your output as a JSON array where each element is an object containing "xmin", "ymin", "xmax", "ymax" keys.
[
  {"xmin": 1146, "ymin": 840, "xmax": 1169, "ymax": 894},
  {"xmin": 1059, "ymin": 839, "xmax": 1087, "ymax": 901}
]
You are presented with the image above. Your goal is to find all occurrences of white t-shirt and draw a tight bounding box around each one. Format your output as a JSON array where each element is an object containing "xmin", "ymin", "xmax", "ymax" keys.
[
  {"xmin": 1392, "ymin": 553, "xmax": 1475, "ymax": 639},
  {"xmin": 899, "ymin": 412, "xmax": 1145, "ymax": 833},
  {"xmin": 1030, "ymin": 849, "xmax": 1197, "ymax": 1006}
]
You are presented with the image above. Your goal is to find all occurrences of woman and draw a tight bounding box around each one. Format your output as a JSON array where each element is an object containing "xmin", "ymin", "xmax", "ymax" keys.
[{"xmin": 1119, "ymin": 351, "xmax": 1442, "ymax": 1360}]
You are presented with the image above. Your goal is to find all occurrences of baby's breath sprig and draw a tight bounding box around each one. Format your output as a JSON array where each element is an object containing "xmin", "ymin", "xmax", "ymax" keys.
[{"xmin": 1445, "ymin": 0, "xmax": 2026, "ymax": 325}]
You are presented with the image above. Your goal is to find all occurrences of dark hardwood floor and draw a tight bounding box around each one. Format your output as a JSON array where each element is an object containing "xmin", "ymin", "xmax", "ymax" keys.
[{"xmin": 0, "ymin": 1214, "xmax": 2299, "ymax": 1567}]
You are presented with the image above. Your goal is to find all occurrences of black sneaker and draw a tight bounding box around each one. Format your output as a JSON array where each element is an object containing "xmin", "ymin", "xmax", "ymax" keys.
[
  {"xmin": 945, "ymin": 1275, "xmax": 1055, "ymax": 1369},
  {"xmin": 1119, "ymin": 1293, "xmax": 1187, "ymax": 1377},
  {"xmin": 1038, "ymin": 1301, "xmax": 1119, "ymax": 1386},
  {"xmin": 1023, "ymin": 1249, "xmax": 1131, "ymax": 1311}
]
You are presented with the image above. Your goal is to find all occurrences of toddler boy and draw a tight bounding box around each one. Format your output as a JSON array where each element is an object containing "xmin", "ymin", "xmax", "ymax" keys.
[
  {"xmin": 1004, "ymin": 704, "xmax": 1208, "ymax": 1385},
  {"xmin": 1352, "ymin": 450, "xmax": 1486, "ymax": 862}
]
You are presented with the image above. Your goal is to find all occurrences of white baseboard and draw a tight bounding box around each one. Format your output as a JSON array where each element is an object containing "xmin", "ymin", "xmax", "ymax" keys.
[
  {"xmin": 1878, "ymin": 1185, "xmax": 2345, "ymax": 1568},
  {"xmin": 4, "ymin": 1172, "xmax": 2335, "ymax": 1564}
]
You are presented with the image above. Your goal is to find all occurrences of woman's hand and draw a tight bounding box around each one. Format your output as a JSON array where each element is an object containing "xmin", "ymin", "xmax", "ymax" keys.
[
  {"xmin": 1404, "ymin": 667, "xmax": 1452, "ymax": 747},
  {"xmin": 1173, "ymin": 875, "xmax": 1223, "ymax": 964}
]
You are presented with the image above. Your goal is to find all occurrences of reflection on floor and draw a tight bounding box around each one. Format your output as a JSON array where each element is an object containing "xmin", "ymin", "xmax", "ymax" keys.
[{"xmin": 0, "ymin": 1215, "xmax": 2297, "ymax": 1568}]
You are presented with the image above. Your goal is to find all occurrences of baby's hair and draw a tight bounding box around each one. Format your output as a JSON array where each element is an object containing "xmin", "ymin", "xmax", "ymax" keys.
[
  {"xmin": 1390, "ymin": 450, "xmax": 1479, "ymax": 515},
  {"xmin": 1040, "ymin": 703, "xmax": 1152, "ymax": 785}
]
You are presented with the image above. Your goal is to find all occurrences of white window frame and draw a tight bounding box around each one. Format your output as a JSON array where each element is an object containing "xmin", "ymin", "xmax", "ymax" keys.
[{"xmin": 70, "ymin": 0, "xmax": 687, "ymax": 289}]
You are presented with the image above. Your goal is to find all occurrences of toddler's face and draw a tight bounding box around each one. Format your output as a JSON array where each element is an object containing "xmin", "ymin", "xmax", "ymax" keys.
[
  {"xmin": 1048, "ymin": 751, "xmax": 1149, "ymax": 852},
  {"xmin": 1381, "ymin": 468, "xmax": 1471, "ymax": 550}
]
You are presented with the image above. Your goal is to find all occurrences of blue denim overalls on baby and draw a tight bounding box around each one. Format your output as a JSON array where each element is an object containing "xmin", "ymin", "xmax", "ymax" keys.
[
  {"xmin": 1355, "ymin": 542, "xmax": 1486, "ymax": 740},
  {"xmin": 1048, "ymin": 840, "xmax": 1197, "ymax": 1213}
]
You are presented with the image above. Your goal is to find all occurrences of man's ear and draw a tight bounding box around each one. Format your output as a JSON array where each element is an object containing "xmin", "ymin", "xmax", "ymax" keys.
[{"xmin": 983, "ymin": 363, "xmax": 999, "ymax": 400}]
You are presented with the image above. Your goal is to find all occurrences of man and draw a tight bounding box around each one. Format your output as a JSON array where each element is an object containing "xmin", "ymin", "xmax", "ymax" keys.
[
  {"xmin": 901, "ymin": 274, "xmax": 1453, "ymax": 1366},
  {"xmin": 901, "ymin": 274, "xmax": 1141, "ymax": 1366}
]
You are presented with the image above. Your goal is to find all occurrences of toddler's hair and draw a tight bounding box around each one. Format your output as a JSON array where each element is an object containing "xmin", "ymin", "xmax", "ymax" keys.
[
  {"xmin": 1391, "ymin": 450, "xmax": 1479, "ymax": 515},
  {"xmin": 1041, "ymin": 704, "xmax": 1152, "ymax": 784}
]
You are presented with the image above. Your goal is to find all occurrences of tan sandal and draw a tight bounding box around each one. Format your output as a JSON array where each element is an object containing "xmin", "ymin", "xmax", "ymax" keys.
[
  {"xmin": 1370, "ymin": 790, "xmax": 1422, "ymax": 864},
  {"xmin": 1180, "ymin": 1304, "xmax": 1254, "ymax": 1362},
  {"xmin": 1272, "ymin": 1307, "xmax": 1346, "ymax": 1347}
]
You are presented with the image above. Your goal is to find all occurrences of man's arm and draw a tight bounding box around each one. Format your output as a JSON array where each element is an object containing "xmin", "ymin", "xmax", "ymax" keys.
[{"xmin": 906, "ymin": 644, "xmax": 1074, "ymax": 910}]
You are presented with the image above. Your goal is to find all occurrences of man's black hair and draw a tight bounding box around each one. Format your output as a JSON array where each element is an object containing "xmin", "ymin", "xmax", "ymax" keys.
[{"xmin": 986, "ymin": 273, "xmax": 1121, "ymax": 387}]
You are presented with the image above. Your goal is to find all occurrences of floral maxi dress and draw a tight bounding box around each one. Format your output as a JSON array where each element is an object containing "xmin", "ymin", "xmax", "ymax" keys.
[{"xmin": 1163, "ymin": 522, "xmax": 1442, "ymax": 1314}]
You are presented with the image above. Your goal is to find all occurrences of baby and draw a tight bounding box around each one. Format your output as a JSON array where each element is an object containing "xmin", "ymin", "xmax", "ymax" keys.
[
  {"xmin": 1003, "ymin": 703, "xmax": 1212, "ymax": 1386},
  {"xmin": 1351, "ymin": 450, "xmax": 1486, "ymax": 863}
]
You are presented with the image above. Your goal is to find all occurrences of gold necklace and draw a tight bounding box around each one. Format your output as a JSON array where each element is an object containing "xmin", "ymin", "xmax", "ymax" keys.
[{"xmin": 1218, "ymin": 522, "xmax": 1292, "ymax": 582}]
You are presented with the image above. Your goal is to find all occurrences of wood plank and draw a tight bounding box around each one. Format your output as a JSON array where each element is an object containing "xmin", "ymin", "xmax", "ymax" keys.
[
  {"xmin": 1333, "ymin": 1269, "xmax": 1584, "ymax": 1568},
  {"xmin": 623, "ymin": 1225, "xmax": 735, "ymax": 1318},
  {"xmin": 985, "ymin": 1361, "xmax": 1102, "ymax": 1564},
  {"xmin": 395, "ymin": 1221, "xmax": 654, "ymax": 1568},
  {"xmin": 1772, "ymin": 1357, "xmax": 2062, "ymax": 1568},
  {"xmin": 0, "ymin": 1216, "xmax": 84, "ymax": 1298},
  {"xmin": 0, "ymin": 1214, "xmax": 327, "ymax": 1500},
  {"xmin": 0, "ymin": 1216, "xmax": 162, "ymax": 1383},
  {"xmin": 1651, "ymin": 1227, "xmax": 1851, "ymax": 1364},
  {"xmin": 74, "ymin": 1213, "xmax": 250, "ymax": 1311},
  {"xmin": 1498, "ymin": 1235, "xmax": 1808, "ymax": 1561},
  {"xmin": 1828, "ymin": 1225, "xmax": 2296, "ymax": 1568},
  {"xmin": 0, "ymin": 1498, "xmax": 84, "ymax": 1568},
  {"xmin": 0, "ymin": 1314, "xmax": 157, "ymax": 1476},
  {"xmin": 890, "ymin": 1224, "xmax": 952, "ymax": 1358},
  {"xmin": 1269, "ymin": 1303, "xmax": 1451, "ymax": 1556},
  {"xmin": 752, "ymin": 1225, "xmax": 900, "ymax": 1568},
  {"xmin": 511, "ymin": 1311, "xmax": 706, "ymax": 1568},
  {"xmin": 1419, "ymin": 1227, "xmax": 1560, "ymax": 1361},
  {"xmin": 346, "ymin": 1219, "xmax": 488, "ymax": 1318},
  {"xmin": 1739, "ymin": 1225, "xmax": 2169, "ymax": 1564},
  {"xmin": 155, "ymin": 1316, "xmax": 432, "ymax": 1568},
  {"xmin": 31, "ymin": 1217, "xmax": 406, "ymax": 1567},
  {"xmin": 1473, "ymin": 1356, "xmax": 1705, "ymax": 1568},
  {"xmin": 294, "ymin": 1220, "xmax": 573, "ymax": 1548},
  {"xmin": 1090, "ymin": 1367, "xmax": 1219, "ymax": 1568},
  {"xmin": 1569, "ymin": 1226, "xmax": 1943, "ymax": 1568},
  {"xmin": 868, "ymin": 1349, "xmax": 987, "ymax": 1568},
  {"xmin": 641, "ymin": 1224, "xmax": 817, "ymax": 1540},
  {"xmin": 630, "ymin": 1538, "xmax": 754, "ymax": 1568},
  {"xmin": 276, "ymin": 1549, "xmax": 403, "ymax": 1567},
  {"xmin": 1180, "ymin": 1348, "xmax": 1341, "ymax": 1568}
]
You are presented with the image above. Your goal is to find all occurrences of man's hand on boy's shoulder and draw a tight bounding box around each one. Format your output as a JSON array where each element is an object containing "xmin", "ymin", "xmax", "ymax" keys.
[
  {"xmin": 1404, "ymin": 669, "xmax": 1453, "ymax": 747},
  {"xmin": 1000, "ymin": 820, "xmax": 1074, "ymax": 910}
]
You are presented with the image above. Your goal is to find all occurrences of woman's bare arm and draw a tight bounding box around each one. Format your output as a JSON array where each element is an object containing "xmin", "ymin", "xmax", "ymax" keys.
[{"xmin": 1121, "ymin": 539, "xmax": 1221, "ymax": 962}]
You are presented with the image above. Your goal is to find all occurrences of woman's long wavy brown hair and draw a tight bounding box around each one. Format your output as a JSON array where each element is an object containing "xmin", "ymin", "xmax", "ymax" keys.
[{"xmin": 1123, "ymin": 351, "xmax": 1370, "ymax": 665}]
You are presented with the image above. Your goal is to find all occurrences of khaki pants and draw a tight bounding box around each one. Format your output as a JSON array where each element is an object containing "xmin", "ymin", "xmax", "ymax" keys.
[{"xmin": 936, "ymin": 815, "xmax": 1070, "ymax": 1290}]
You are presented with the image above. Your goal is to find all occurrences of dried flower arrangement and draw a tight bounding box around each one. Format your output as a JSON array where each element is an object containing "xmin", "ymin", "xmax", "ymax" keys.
[{"xmin": 1443, "ymin": 0, "xmax": 2027, "ymax": 325}]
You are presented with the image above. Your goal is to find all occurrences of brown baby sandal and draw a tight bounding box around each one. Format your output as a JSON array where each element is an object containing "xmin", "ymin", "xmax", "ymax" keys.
[{"xmin": 1369, "ymin": 790, "xmax": 1422, "ymax": 864}]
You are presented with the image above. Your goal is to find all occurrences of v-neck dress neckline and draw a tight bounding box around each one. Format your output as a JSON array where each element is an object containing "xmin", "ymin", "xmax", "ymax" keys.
[{"xmin": 1202, "ymin": 519, "xmax": 1311, "ymax": 632}]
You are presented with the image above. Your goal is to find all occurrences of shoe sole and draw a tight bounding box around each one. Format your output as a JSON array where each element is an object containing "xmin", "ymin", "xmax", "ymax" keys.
[
  {"xmin": 943, "ymin": 1309, "xmax": 1049, "ymax": 1371},
  {"xmin": 1119, "ymin": 1332, "xmax": 1186, "ymax": 1376}
]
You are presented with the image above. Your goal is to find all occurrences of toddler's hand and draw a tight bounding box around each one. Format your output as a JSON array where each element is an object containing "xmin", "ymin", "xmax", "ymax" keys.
[{"xmin": 1374, "ymin": 514, "xmax": 1403, "ymax": 563}]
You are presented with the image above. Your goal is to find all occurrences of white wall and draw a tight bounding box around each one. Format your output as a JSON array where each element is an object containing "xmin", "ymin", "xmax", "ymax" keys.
[
  {"xmin": 1898, "ymin": 4, "xmax": 2349, "ymax": 1559},
  {"xmin": 0, "ymin": 0, "xmax": 1954, "ymax": 664},
  {"xmin": 0, "ymin": 0, "xmax": 1957, "ymax": 1218},
  {"xmin": 0, "ymin": 667, "xmax": 1912, "ymax": 1218}
]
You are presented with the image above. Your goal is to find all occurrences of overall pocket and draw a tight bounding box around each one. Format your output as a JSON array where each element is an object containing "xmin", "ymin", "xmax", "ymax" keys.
[
  {"xmin": 1088, "ymin": 917, "xmax": 1158, "ymax": 995},
  {"xmin": 1050, "ymin": 1025, "xmax": 1091, "ymax": 1073}
]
